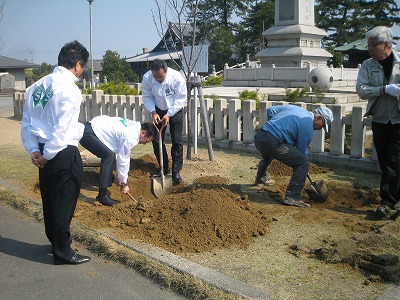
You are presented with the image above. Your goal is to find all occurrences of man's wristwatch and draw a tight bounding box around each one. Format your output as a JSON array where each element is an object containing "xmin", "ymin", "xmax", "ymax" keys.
[{"xmin": 121, "ymin": 183, "xmax": 127, "ymax": 187}]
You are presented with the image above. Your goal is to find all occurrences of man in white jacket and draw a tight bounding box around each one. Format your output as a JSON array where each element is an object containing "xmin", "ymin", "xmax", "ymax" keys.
[
  {"xmin": 141, "ymin": 59, "xmax": 187, "ymax": 184},
  {"xmin": 80, "ymin": 116, "xmax": 157, "ymax": 206},
  {"xmin": 21, "ymin": 40, "xmax": 90, "ymax": 265}
]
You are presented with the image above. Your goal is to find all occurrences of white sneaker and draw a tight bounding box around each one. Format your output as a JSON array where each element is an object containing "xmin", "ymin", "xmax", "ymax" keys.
[
  {"xmin": 254, "ymin": 176, "xmax": 275, "ymax": 186},
  {"xmin": 283, "ymin": 197, "xmax": 310, "ymax": 208}
]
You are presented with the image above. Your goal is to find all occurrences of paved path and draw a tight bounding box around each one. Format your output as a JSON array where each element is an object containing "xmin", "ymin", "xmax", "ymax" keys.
[{"xmin": 0, "ymin": 201, "xmax": 187, "ymax": 300}]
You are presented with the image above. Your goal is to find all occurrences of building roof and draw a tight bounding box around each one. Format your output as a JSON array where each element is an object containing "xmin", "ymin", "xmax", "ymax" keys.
[
  {"xmin": 334, "ymin": 39, "xmax": 368, "ymax": 52},
  {"xmin": 126, "ymin": 22, "xmax": 193, "ymax": 63},
  {"xmin": 126, "ymin": 49, "xmax": 181, "ymax": 63},
  {"xmin": 0, "ymin": 55, "xmax": 39, "ymax": 69},
  {"xmin": 85, "ymin": 59, "xmax": 103, "ymax": 73},
  {"xmin": 151, "ymin": 23, "xmax": 194, "ymax": 52},
  {"xmin": 335, "ymin": 38, "xmax": 400, "ymax": 53}
]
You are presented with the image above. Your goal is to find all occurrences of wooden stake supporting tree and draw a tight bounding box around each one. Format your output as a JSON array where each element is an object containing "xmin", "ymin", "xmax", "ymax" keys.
[
  {"xmin": 186, "ymin": 81, "xmax": 193, "ymax": 160},
  {"xmin": 191, "ymin": 75, "xmax": 214, "ymax": 161}
]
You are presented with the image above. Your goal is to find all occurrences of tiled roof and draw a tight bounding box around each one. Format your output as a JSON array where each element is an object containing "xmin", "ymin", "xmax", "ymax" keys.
[
  {"xmin": 0, "ymin": 55, "xmax": 39, "ymax": 69},
  {"xmin": 85, "ymin": 59, "xmax": 103, "ymax": 72},
  {"xmin": 126, "ymin": 22, "xmax": 194, "ymax": 63},
  {"xmin": 334, "ymin": 39, "xmax": 367, "ymax": 52},
  {"xmin": 126, "ymin": 49, "xmax": 181, "ymax": 63}
]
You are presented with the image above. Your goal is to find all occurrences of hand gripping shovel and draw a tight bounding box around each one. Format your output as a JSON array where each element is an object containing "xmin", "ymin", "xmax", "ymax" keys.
[
  {"xmin": 152, "ymin": 126, "xmax": 173, "ymax": 199},
  {"xmin": 305, "ymin": 173, "xmax": 328, "ymax": 202}
]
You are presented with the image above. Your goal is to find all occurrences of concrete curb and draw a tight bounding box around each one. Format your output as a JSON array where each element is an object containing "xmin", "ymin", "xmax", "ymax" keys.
[
  {"xmin": 376, "ymin": 283, "xmax": 400, "ymax": 300},
  {"xmin": 104, "ymin": 234, "xmax": 273, "ymax": 299}
]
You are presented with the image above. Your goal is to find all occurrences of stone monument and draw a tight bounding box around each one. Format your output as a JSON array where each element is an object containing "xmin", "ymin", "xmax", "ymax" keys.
[{"xmin": 256, "ymin": 0, "xmax": 332, "ymax": 67}]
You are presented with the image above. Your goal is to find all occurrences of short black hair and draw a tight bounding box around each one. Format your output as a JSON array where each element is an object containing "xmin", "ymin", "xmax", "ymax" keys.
[
  {"xmin": 141, "ymin": 122, "xmax": 158, "ymax": 138},
  {"xmin": 58, "ymin": 40, "xmax": 89, "ymax": 69},
  {"xmin": 150, "ymin": 59, "xmax": 168, "ymax": 72}
]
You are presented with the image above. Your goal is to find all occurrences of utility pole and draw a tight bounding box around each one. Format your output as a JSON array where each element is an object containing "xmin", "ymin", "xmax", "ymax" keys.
[
  {"xmin": 28, "ymin": 49, "xmax": 35, "ymax": 63},
  {"xmin": 87, "ymin": 0, "xmax": 94, "ymax": 88}
]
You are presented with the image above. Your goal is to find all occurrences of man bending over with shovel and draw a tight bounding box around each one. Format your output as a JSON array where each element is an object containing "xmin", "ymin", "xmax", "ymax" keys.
[
  {"xmin": 80, "ymin": 116, "xmax": 157, "ymax": 206},
  {"xmin": 254, "ymin": 105, "xmax": 333, "ymax": 208}
]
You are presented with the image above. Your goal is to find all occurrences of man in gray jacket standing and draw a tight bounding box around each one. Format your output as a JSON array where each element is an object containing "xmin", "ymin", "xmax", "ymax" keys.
[{"xmin": 356, "ymin": 26, "xmax": 400, "ymax": 218}]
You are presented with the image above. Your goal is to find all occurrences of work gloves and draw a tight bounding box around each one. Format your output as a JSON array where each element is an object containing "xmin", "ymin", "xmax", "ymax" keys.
[{"xmin": 385, "ymin": 84, "xmax": 400, "ymax": 97}]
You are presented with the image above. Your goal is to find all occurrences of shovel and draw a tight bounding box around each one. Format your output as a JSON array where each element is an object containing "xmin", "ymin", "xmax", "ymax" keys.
[
  {"xmin": 305, "ymin": 173, "xmax": 328, "ymax": 202},
  {"xmin": 126, "ymin": 192, "xmax": 141, "ymax": 205},
  {"xmin": 152, "ymin": 126, "xmax": 173, "ymax": 199},
  {"xmin": 126, "ymin": 192, "xmax": 144, "ymax": 210}
]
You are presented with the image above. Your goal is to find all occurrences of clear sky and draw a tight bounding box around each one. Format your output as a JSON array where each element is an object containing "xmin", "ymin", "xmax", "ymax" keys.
[
  {"xmin": 1, "ymin": 0, "xmax": 400, "ymax": 65},
  {"xmin": 0, "ymin": 0, "xmax": 161, "ymax": 64}
]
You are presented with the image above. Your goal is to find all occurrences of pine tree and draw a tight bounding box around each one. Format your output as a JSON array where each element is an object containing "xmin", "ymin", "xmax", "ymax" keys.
[
  {"xmin": 235, "ymin": 0, "xmax": 275, "ymax": 62},
  {"xmin": 315, "ymin": 0, "xmax": 400, "ymax": 48}
]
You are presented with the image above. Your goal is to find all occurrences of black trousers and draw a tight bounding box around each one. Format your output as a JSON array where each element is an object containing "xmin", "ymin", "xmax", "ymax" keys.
[
  {"xmin": 80, "ymin": 122, "xmax": 115, "ymax": 195},
  {"xmin": 153, "ymin": 107, "xmax": 183, "ymax": 174},
  {"xmin": 39, "ymin": 144, "xmax": 82, "ymax": 261},
  {"xmin": 254, "ymin": 129, "xmax": 309, "ymax": 200},
  {"xmin": 372, "ymin": 121, "xmax": 400, "ymax": 207},
  {"xmin": 256, "ymin": 158, "xmax": 269, "ymax": 181}
]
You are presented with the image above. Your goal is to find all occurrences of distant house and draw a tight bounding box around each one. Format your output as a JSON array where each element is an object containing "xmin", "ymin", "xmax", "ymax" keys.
[
  {"xmin": 335, "ymin": 38, "xmax": 400, "ymax": 67},
  {"xmin": 334, "ymin": 38, "xmax": 371, "ymax": 68},
  {"xmin": 83, "ymin": 59, "xmax": 103, "ymax": 84},
  {"xmin": 126, "ymin": 22, "xmax": 194, "ymax": 79},
  {"xmin": 0, "ymin": 55, "xmax": 39, "ymax": 90}
]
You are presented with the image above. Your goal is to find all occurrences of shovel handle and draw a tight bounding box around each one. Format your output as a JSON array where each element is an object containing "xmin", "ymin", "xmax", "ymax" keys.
[
  {"xmin": 156, "ymin": 125, "xmax": 165, "ymax": 188},
  {"xmin": 126, "ymin": 192, "xmax": 138, "ymax": 204},
  {"xmin": 307, "ymin": 173, "xmax": 315, "ymax": 184}
]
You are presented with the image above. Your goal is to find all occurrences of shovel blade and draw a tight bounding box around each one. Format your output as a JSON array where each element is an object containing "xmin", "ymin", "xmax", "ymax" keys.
[
  {"xmin": 152, "ymin": 175, "xmax": 173, "ymax": 199},
  {"xmin": 305, "ymin": 179, "xmax": 328, "ymax": 202}
]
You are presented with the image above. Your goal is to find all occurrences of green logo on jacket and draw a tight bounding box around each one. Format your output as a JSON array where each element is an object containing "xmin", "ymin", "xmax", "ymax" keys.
[
  {"xmin": 119, "ymin": 118, "xmax": 134, "ymax": 127},
  {"xmin": 32, "ymin": 84, "xmax": 54, "ymax": 109}
]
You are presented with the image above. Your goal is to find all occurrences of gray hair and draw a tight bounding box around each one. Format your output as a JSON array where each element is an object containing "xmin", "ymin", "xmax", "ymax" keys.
[{"xmin": 365, "ymin": 26, "xmax": 393, "ymax": 48}]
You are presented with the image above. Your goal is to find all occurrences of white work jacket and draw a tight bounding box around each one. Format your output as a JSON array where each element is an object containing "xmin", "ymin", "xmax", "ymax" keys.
[
  {"xmin": 21, "ymin": 66, "xmax": 84, "ymax": 160},
  {"xmin": 141, "ymin": 67, "xmax": 187, "ymax": 117},
  {"xmin": 90, "ymin": 116, "xmax": 141, "ymax": 184}
]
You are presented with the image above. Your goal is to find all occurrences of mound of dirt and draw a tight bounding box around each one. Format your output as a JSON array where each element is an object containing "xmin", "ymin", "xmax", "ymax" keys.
[
  {"xmin": 73, "ymin": 154, "xmax": 386, "ymax": 254},
  {"xmin": 75, "ymin": 156, "xmax": 269, "ymax": 253},
  {"xmin": 75, "ymin": 155, "xmax": 398, "ymax": 280},
  {"xmin": 36, "ymin": 151, "xmax": 400, "ymax": 283}
]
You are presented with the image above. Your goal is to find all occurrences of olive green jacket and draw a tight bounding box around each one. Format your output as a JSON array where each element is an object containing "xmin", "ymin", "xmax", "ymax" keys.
[{"xmin": 356, "ymin": 50, "xmax": 400, "ymax": 123}]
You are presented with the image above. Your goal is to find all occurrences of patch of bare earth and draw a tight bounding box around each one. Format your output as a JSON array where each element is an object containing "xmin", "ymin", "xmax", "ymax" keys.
[
  {"xmin": 58, "ymin": 149, "xmax": 399, "ymax": 300},
  {"xmin": 3, "ymin": 100, "xmax": 398, "ymax": 299}
]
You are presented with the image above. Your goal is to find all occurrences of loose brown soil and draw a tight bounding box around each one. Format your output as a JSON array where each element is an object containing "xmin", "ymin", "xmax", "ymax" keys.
[
  {"xmin": 71, "ymin": 152, "xmax": 400, "ymax": 287},
  {"xmin": 1, "ymin": 112, "xmax": 399, "ymax": 300},
  {"xmin": 72, "ymin": 155, "xmax": 334, "ymax": 253}
]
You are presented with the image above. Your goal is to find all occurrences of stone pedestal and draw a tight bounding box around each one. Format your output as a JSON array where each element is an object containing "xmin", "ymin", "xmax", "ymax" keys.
[{"xmin": 256, "ymin": 0, "xmax": 332, "ymax": 67}]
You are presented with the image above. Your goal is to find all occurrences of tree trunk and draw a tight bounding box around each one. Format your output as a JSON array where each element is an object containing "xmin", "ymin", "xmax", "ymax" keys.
[{"xmin": 186, "ymin": 81, "xmax": 192, "ymax": 160}]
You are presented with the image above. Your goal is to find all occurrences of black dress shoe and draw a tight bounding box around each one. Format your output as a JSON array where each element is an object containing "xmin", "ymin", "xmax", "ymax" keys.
[
  {"xmin": 172, "ymin": 172, "xmax": 182, "ymax": 184},
  {"xmin": 54, "ymin": 253, "xmax": 91, "ymax": 265},
  {"xmin": 96, "ymin": 195, "xmax": 117, "ymax": 206}
]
